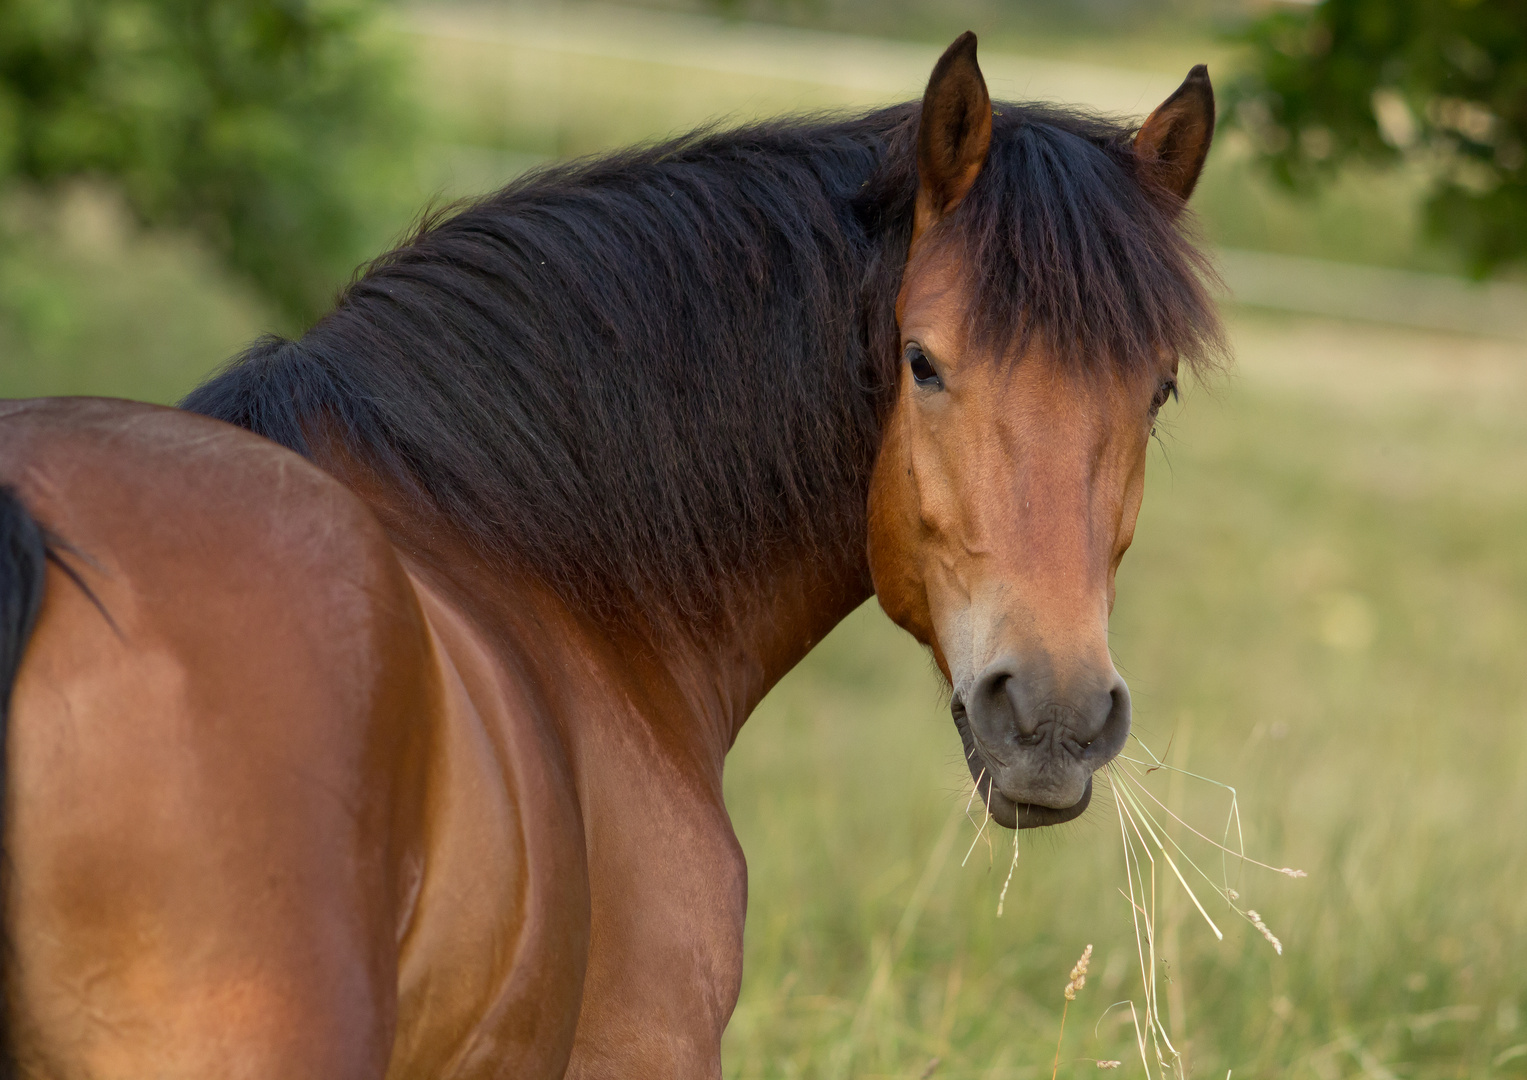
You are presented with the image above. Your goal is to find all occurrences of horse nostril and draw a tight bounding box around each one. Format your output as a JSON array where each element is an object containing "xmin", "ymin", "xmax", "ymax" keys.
[
  {"xmin": 968, "ymin": 662, "xmax": 1042, "ymax": 744},
  {"xmin": 1078, "ymin": 677, "xmax": 1131, "ymax": 765},
  {"xmin": 979, "ymin": 670, "xmax": 1012, "ymax": 714}
]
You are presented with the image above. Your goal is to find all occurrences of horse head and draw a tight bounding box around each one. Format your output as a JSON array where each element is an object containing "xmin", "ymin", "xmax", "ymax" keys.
[{"xmin": 868, "ymin": 34, "xmax": 1217, "ymax": 828}]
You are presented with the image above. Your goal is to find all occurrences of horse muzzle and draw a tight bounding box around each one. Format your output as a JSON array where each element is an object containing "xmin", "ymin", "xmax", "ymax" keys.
[{"xmin": 950, "ymin": 653, "xmax": 1131, "ymax": 829}]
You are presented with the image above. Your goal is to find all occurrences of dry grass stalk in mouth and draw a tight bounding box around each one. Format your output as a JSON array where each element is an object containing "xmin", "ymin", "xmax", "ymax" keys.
[
  {"xmin": 1110, "ymin": 768, "xmax": 1182, "ymax": 1078},
  {"xmin": 962, "ymin": 768, "xmax": 996, "ymax": 869},
  {"xmin": 1100, "ymin": 735, "xmax": 1307, "ymax": 1078},
  {"xmin": 954, "ymin": 735, "xmax": 1303, "ymax": 1076},
  {"xmin": 996, "ymin": 829, "xmax": 1021, "ymax": 917}
]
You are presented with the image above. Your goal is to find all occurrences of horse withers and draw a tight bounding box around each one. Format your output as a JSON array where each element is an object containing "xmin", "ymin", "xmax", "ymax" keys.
[{"xmin": 0, "ymin": 34, "xmax": 1221, "ymax": 1080}]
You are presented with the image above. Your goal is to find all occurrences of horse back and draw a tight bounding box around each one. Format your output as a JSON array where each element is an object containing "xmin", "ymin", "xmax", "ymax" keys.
[{"xmin": 0, "ymin": 398, "xmax": 585, "ymax": 1079}]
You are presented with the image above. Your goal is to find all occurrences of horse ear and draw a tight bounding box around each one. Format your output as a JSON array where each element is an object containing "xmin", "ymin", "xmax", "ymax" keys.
[
  {"xmin": 1134, "ymin": 65, "xmax": 1215, "ymax": 207},
  {"xmin": 914, "ymin": 31, "xmax": 992, "ymax": 243}
]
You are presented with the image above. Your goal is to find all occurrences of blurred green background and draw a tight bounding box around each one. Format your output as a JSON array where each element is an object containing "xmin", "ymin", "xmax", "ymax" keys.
[{"xmin": 2, "ymin": 2, "xmax": 1526, "ymax": 1078}]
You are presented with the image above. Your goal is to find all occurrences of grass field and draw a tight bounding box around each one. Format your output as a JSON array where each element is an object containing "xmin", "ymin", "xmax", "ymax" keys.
[
  {"xmin": 727, "ymin": 314, "xmax": 1527, "ymax": 1079},
  {"xmin": 2, "ymin": 7, "xmax": 1525, "ymax": 1078}
]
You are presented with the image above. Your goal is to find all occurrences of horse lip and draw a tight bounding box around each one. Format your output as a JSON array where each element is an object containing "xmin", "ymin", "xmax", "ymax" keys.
[
  {"xmin": 1008, "ymin": 779, "xmax": 1093, "ymax": 829},
  {"xmin": 977, "ymin": 776, "xmax": 1093, "ymax": 830},
  {"xmin": 952, "ymin": 698, "xmax": 1095, "ymax": 830}
]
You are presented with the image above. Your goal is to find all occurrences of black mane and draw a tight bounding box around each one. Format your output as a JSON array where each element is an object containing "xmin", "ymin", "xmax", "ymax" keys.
[{"xmin": 182, "ymin": 102, "xmax": 1221, "ymax": 626}]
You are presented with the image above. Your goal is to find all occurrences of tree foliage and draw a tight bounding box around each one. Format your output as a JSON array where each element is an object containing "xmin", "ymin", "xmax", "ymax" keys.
[
  {"xmin": 1227, "ymin": 0, "xmax": 1527, "ymax": 276},
  {"xmin": 0, "ymin": 0, "xmax": 415, "ymax": 323}
]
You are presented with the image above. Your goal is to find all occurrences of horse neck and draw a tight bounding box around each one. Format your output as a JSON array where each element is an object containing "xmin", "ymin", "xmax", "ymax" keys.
[
  {"xmin": 665, "ymin": 539, "xmax": 875, "ymax": 760},
  {"xmin": 295, "ymin": 134, "xmax": 909, "ymax": 766},
  {"xmin": 318, "ymin": 438, "xmax": 875, "ymax": 772}
]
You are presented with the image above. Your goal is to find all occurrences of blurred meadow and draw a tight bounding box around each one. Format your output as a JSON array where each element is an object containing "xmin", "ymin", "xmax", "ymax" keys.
[{"xmin": 3, "ymin": 2, "xmax": 1527, "ymax": 1078}]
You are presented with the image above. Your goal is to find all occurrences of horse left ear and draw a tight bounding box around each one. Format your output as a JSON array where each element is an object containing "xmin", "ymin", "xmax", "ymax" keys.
[
  {"xmin": 914, "ymin": 31, "xmax": 992, "ymax": 244},
  {"xmin": 1133, "ymin": 65, "xmax": 1215, "ymax": 206}
]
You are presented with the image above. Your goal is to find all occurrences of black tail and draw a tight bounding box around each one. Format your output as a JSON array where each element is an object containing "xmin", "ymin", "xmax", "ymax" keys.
[
  {"xmin": 1, "ymin": 484, "xmax": 46, "ymax": 727},
  {"xmin": 0, "ymin": 485, "xmax": 46, "ymax": 1080}
]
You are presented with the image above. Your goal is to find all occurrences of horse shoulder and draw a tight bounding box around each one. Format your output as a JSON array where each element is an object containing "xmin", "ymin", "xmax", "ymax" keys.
[{"xmin": 386, "ymin": 571, "xmax": 589, "ymax": 1080}]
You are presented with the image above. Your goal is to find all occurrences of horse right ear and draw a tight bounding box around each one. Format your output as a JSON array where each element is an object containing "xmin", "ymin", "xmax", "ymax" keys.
[
  {"xmin": 1133, "ymin": 65, "xmax": 1215, "ymax": 207},
  {"xmin": 914, "ymin": 31, "xmax": 992, "ymax": 245}
]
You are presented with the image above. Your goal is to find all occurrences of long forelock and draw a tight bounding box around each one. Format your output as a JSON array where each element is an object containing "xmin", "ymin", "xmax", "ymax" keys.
[{"xmin": 947, "ymin": 104, "xmax": 1226, "ymax": 377}]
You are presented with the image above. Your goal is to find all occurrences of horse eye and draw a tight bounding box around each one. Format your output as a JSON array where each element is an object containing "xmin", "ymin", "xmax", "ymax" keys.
[
  {"xmin": 905, "ymin": 344, "xmax": 943, "ymax": 390},
  {"xmin": 1150, "ymin": 379, "xmax": 1178, "ymax": 413}
]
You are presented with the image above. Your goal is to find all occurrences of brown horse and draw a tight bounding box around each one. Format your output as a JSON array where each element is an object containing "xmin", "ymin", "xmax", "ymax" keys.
[{"xmin": 0, "ymin": 34, "xmax": 1221, "ymax": 1080}]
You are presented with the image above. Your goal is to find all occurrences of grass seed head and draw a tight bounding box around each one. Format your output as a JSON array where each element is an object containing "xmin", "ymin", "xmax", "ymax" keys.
[
  {"xmin": 1064, "ymin": 943, "xmax": 1093, "ymax": 1001},
  {"xmin": 1246, "ymin": 910, "xmax": 1283, "ymax": 955},
  {"xmin": 1097, "ymin": 1061, "xmax": 1122, "ymax": 1070}
]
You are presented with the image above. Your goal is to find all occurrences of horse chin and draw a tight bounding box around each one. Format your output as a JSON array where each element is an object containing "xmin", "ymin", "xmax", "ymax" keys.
[{"xmin": 984, "ymin": 778, "xmax": 1093, "ymax": 830}]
